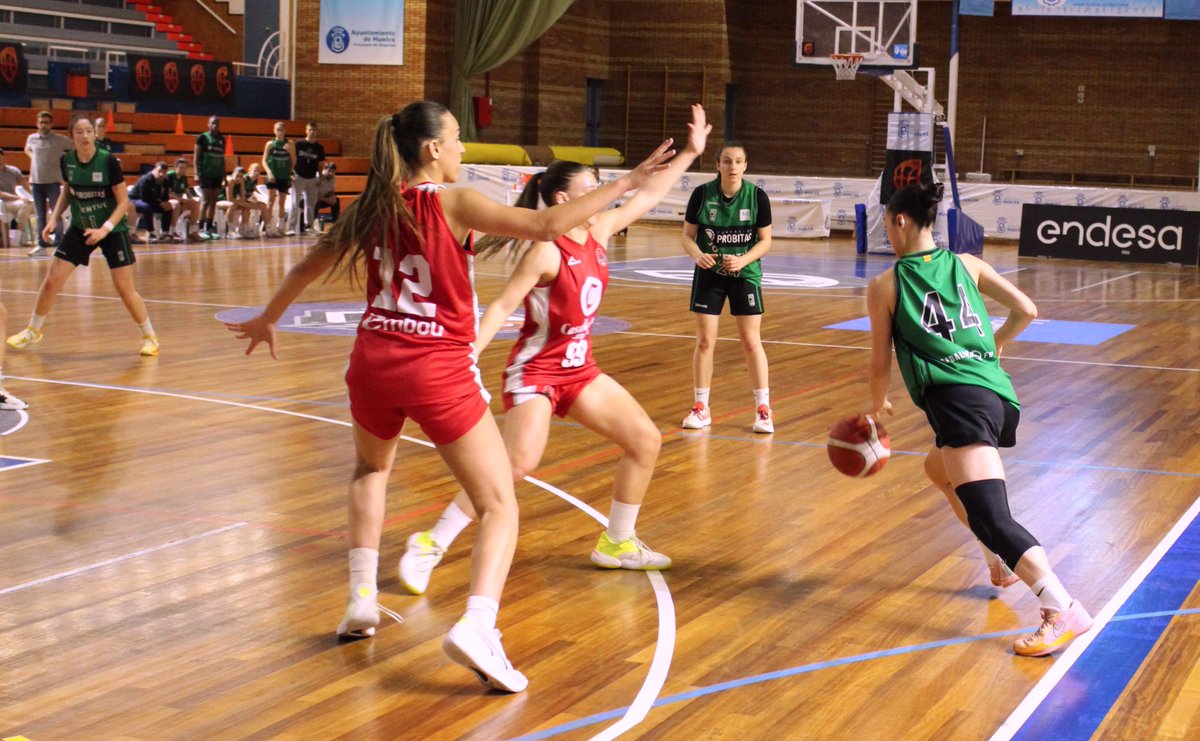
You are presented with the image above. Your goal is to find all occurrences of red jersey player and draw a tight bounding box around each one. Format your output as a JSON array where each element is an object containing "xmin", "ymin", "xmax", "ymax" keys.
[
  {"xmin": 227, "ymin": 100, "xmax": 675, "ymax": 693},
  {"xmin": 398, "ymin": 105, "xmax": 710, "ymax": 595}
]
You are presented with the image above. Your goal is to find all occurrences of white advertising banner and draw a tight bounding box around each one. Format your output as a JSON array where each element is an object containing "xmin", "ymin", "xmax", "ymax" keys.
[
  {"xmin": 319, "ymin": 0, "xmax": 404, "ymax": 66},
  {"xmin": 455, "ymin": 165, "xmax": 1200, "ymax": 241}
]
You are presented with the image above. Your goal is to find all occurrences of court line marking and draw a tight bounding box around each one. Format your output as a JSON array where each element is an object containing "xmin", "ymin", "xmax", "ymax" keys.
[
  {"xmin": 6, "ymin": 374, "xmax": 675, "ymax": 740},
  {"xmin": 989, "ymin": 491, "xmax": 1200, "ymax": 741},
  {"xmin": 1, "ymin": 409, "xmax": 30, "ymax": 435},
  {"xmin": 0, "ymin": 456, "xmax": 48, "ymax": 471},
  {"xmin": 0, "ymin": 522, "xmax": 248, "ymax": 597},
  {"xmin": 1069, "ymin": 271, "xmax": 1140, "ymax": 292},
  {"xmin": 513, "ymin": 607, "xmax": 1200, "ymax": 741},
  {"xmin": 614, "ymin": 331, "xmax": 1200, "ymax": 374}
]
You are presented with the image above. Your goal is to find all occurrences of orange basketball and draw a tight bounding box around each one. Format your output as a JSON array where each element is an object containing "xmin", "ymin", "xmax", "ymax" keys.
[{"xmin": 827, "ymin": 415, "xmax": 890, "ymax": 477}]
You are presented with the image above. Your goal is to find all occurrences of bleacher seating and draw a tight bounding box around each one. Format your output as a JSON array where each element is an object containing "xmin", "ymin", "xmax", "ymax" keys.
[
  {"xmin": 1, "ymin": 106, "xmax": 365, "ymax": 211},
  {"xmin": 5, "ymin": 0, "xmax": 216, "ymax": 94}
]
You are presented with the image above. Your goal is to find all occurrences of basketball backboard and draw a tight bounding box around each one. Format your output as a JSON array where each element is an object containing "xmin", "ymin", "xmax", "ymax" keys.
[{"xmin": 795, "ymin": 0, "xmax": 918, "ymax": 70}]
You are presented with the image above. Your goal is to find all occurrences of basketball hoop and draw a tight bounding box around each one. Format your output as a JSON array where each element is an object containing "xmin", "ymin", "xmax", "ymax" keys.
[{"xmin": 831, "ymin": 53, "xmax": 864, "ymax": 81}]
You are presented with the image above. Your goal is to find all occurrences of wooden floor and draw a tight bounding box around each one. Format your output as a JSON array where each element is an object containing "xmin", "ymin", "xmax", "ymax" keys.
[{"xmin": 0, "ymin": 225, "xmax": 1197, "ymax": 740}]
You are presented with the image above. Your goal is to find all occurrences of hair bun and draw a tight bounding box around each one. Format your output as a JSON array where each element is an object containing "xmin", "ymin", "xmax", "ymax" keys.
[{"xmin": 925, "ymin": 181, "xmax": 945, "ymax": 204}]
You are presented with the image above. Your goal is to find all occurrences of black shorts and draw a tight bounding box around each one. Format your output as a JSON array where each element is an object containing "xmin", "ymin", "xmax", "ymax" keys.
[
  {"xmin": 199, "ymin": 177, "xmax": 225, "ymax": 190},
  {"xmin": 55, "ymin": 227, "xmax": 135, "ymax": 269},
  {"xmin": 921, "ymin": 384, "xmax": 1019, "ymax": 449},
  {"xmin": 689, "ymin": 266, "xmax": 764, "ymax": 316},
  {"xmin": 267, "ymin": 178, "xmax": 291, "ymax": 192}
]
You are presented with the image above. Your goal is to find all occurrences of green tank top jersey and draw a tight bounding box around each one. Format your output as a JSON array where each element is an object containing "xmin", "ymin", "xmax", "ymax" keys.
[
  {"xmin": 694, "ymin": 179, "xmax": 763, "ymax": 284},
  {"xmin": 228, "ymin": 175, "xmax": 253, "ymax": 200},
  {"xmin": 892, "ymin": 248, "xmax": 1018, "ymax": 410},
  {"xmin": 63, "ymin": 149, "xmax": 127, "ymax": 233},
  {"xmin": 95, "ymin": 137, "xmax": 112, "ymax": 153},
  {"xmin": 197, "ymin": 131, "xmax": 226, "ymax": 179},
  {"xmin": 266, "ymin": 138, "xmax": 291, "ymax": 179},
  {"xmin": 166, "ymin": 170, "xmax": 189, "ymax": 196}
]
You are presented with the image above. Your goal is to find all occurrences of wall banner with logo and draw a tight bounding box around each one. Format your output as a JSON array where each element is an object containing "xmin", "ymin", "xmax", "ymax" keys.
[
  {"xmin": 880, "ymin": 112, "xmax": 935, "ymax": 205},
  {"xmin": 0, "ymin": 40, "xmax": 28, "ymax": 94},
  {"xmin": 319, "ymin": 0, "xmax": 404, "ymax": 65},
  {"xmin": 1012, "ymin": 0, "xmax": 1163, "ymax": 15},
  {"xmin": 1018, "ymin": 204, "xmax": 1200, "ymax": 265},
  {"xmin": 127, "ymin": 55, "xmax": 235, "ymax": 104}
]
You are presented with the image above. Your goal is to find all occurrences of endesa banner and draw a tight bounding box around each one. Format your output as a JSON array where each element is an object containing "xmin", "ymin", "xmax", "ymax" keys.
[
  {"xmin": 127, "ymin": 55, "xmax": 235, "ymax": 104},
  {"xmin": 1019, "ymin": 204, "xmax": 1200, "ymax": 266}
]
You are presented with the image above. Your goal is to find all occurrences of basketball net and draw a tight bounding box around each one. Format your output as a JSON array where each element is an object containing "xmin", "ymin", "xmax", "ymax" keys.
[{"xmin": 831, "ymin": 53, "xmax": 863, "ymax": 81}]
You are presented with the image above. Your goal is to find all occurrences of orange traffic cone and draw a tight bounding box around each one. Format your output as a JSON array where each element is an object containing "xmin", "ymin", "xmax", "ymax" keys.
[
  {"xmin": 224, "ymin": 134, "xmax": 234, "ymax": 156},
  {"xmin": 107, "ymin": 109, "xmax": 116, "ymax": 129},
  {"xmin": 173, "ymin": 113, "xmax": 184, "ymax": 135}
]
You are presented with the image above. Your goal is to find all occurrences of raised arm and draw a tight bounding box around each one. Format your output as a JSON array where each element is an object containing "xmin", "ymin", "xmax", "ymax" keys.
[
  {"xmin": 440, "ymin": 139, "xmax": 675, "ymax": 244},
  {"xmin": 864, "ymin": 270, "xmax": 896, "ymax": 418},
  {"xmin": 224, "ymin": 246, "xmax": 339, "ymax": 358},
  {"xmin": 960, "ymin": 253, "xmax": 1037, "ymax": 355},
  {"xmin": 475, "ymin": 241, "xmax": 561, "ymax": 356},
  {"xmin": 592, "ymin": 104, "xmax": 711, "ymax": 242}
]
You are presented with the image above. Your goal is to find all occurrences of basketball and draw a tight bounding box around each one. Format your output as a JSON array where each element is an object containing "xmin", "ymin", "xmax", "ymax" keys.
[{"xmin": 827, "ymin": 415, "xmax": 891, "ymax": 478}]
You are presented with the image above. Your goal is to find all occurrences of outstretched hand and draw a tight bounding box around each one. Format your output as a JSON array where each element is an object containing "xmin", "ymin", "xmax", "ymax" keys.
[
  {"xmin": 625, "ymin": 138, "xmax": 676, "ymax": 190},
  {"xmin": 683, "ymin": 104, "xmax": 711, "ymax": 156},
  {"xmin": 225, "ymin": 314, "xmax": 279, "ymax": 359}
]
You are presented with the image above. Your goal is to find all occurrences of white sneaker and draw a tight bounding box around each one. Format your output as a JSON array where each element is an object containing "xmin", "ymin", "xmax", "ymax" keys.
[
  {"xmin": 336, "ymin": 584, "xmax": 380, "ymax": 639},
  {"xmin": 681, "ymin": 402, "xmax": 711, "ymax": 429},
  {"xmin": 285, "ymin": 229, "xmax": 297, "ymax": 237},
  {"xmin": 0, "ymin": 387, "xmax": 28, "ymax": 410},
  {"xmin": 398, "ymin": 531, "xmax": 446, "ymax": 595},
  {"xmin": 752, "ymin": 404, "xmax": 774, "ymax": 434},
  {"xmin": 442, "ymin": 618, "xmax": 528, "ymax": 693},
  {"xmin": 26, "ymin": 245, "xmax": 46, "ymax": 257}
]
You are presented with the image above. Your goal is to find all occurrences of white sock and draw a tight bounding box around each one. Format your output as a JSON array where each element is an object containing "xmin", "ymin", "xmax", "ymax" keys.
[
  {"xmin": 606, "ymin": 500, "xmax": 640, "ymax": 543},
  {"xmin": 138, "ymin": 319, "xmax": 156, "ymax": 339},
  {"xmin": 754, "ymin": 388, "xmax": 770, "ymax": 407},
  {"xmin": 464, "ymin": 595, "xmax": 499, "ymax": 631},
  {"xmin": 1031, "ymin": 573, "xmax": 1071, "ymax": 611},
  {"xmin": 29, "ymin": 313, "xmax": 47, "ymax": 331},
  {"xmin": 694, "ymin": 387, "xmax": 710, "ymax": 406},
  {"xmin": 429, "ymin": 501, "xmax": 473, "ymax": 548},
  {"xmin": 348, "ymin": 547, "xmax": 379, "ymax": 593}
]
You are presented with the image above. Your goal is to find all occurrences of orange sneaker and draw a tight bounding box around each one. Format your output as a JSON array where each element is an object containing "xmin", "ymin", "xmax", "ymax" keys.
[
  {"xmin": 1013, "ymin": 600, "xmax": 1093, "ymax": 657},
  {"xmin": 989, "ymin": 558, "xmax": 1021, "ymax": 588}
]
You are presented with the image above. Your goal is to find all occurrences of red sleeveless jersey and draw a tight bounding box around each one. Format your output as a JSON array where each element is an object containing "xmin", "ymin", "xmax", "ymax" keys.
[
  {"xmin": 503, "ymin": 231, "xmax": 609, "ymax": 393},
  {"xmin": 349, "ymin": 183, "xmax": 484, "ymax": 403}
]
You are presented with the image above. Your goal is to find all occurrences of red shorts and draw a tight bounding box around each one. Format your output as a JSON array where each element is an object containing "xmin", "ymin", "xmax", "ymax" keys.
[
  {"xmin": 502, "ymin": 368, "xmax": 601, "ymax": 418},
  {"xmin": 345, "ymin": 343, "xmax": 491, "ymax": 445}
]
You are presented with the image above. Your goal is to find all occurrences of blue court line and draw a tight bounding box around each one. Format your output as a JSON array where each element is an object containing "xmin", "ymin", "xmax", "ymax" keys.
[
  {"xmin": 1011, "ymin": 511, "xmax": 1200, "ymax": 740},
  {"xmin": 509, "ymin": 608, "xmax": 1200, "ymax": 741}
]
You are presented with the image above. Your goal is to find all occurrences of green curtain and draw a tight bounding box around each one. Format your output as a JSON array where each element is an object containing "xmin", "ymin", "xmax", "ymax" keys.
[{"xmin": 450, "ymin": 0, "xmax": 575, "ymax": 142}]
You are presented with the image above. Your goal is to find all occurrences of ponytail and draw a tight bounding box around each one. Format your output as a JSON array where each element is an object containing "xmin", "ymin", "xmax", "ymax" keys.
[
  {"xmin": 475, "ymin": 160, "xmax": 593, "ymax": 262},
  {"xmin": 475, "ymin": 171, "xmax": 545, "ymax": 260},
  {"xmin": 316, "ymin": 101, "xmax": 449, "ymax": 282}
]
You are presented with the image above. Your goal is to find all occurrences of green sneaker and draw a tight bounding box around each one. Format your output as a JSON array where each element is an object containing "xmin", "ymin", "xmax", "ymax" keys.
[{"xmin": 590, "ymin": 531, "xmax": 671, "ymax": 570}]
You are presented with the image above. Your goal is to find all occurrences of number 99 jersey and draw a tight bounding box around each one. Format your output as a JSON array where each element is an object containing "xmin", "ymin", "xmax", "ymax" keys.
[{"xmin": 503, "ymin": 231, "xmax": 609, "ymax": 396}]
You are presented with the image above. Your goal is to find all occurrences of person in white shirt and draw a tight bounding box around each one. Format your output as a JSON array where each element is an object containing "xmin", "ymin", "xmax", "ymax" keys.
[
  {"xmin": 24, "ymin": 111, "xmax": 73, "ymax": 255},
  {"xmin": 0, "ymin": 148, "xmax": 35, "ymax": 249}
]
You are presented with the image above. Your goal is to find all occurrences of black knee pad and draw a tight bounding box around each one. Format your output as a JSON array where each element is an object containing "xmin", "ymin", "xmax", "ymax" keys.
[{"xmin": 955, "ymin": 479, "xmax": 1040, "ymax": 570}]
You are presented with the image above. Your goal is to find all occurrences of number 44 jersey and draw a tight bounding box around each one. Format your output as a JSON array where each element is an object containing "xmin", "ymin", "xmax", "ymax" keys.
[
  {"xmin": 891, "ymin": 248, "xmax": 1019, "ymax": 411},
  {"xmin": 504, "ymin": 231, "xmax": 609, "ymax": 394}
]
